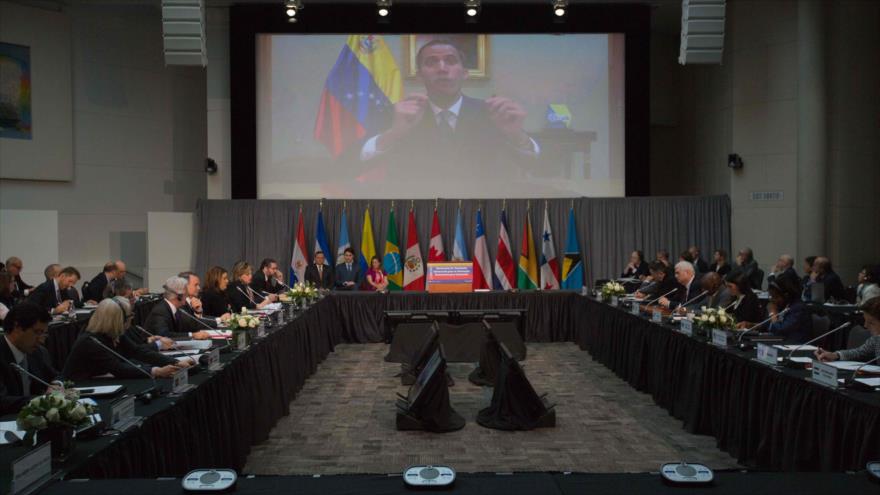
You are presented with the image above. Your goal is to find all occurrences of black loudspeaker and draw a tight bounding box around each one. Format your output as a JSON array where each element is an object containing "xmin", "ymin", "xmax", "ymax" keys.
[
  {"xmin": 476, "ymin": 341, "xmax": 555, "ymax": 431},
  {"xmin": 401, "ymin": 321, "xmax": 440, "ymax": 386},
  {"xmin": 395, "ymin": 346, "xmax": 465, "ymax": 433},
  {"xmin": 468, "ymin": 320, "xmax": 502, "ymax": 387}
]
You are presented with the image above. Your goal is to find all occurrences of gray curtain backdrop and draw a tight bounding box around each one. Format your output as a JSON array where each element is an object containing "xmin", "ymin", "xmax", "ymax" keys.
[{"xmin": 194, "ymin": 195, "xmax": 731, "ymax": 287}]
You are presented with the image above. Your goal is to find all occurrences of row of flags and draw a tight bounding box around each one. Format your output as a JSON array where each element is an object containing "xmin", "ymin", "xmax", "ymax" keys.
[{"xmin": 289, "ymin": 207, "xmax": 585, "ymax": 291}]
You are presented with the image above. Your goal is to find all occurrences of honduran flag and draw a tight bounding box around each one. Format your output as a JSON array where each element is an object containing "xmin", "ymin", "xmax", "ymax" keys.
[
  {"xmin": 472, "ymin": 209, "xmax": 492, "ymax": 290},
  {"xmin": 314, "ymin": 209, "xmax": 331, "ymax": 264},
  {"xmin": 290, "ymin": 208, "xmax": 309, "ymax": 285},
  {"xmin": 428, "ymin": 208, "xmax": 445, "ymax": 262},
  {"xmin": 539, "ymin": 207, "xmax": 560, "ymax": 290},
  {"xmin": 493, "ymin": 209, "xmax": 515, "ymax": 290},
  {"xmin": 314, "ymin": 35, "xmax": 402, "ymax": 157}
]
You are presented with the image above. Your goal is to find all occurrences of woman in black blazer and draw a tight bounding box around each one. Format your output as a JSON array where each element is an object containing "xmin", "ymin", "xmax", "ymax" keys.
[
  {"xmin": 725, "ymin": 271, "xmax": 764, "ymax": 324},
  {"xmin": 226, "ymin": 261, "xmax": 275, "ymax": 313},
  {"xmin": 201, "ymin": 266, "xmax": 233, "ymax": 318}
]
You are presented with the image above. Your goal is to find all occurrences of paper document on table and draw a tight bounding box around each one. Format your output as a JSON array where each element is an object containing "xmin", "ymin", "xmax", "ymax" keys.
[
  {"xmin": 773, "ymin": 345, "xmax": 818, "ymax": 351},
  {"xmin": 75, "ymin": 309, "xmax": 94, "ymax": 315},
  {"xmin": 176, "ymin": 340, "xmax": 213, "ymax": 350},
  {"xmin": 788, "ymin": 357, "xmax": 812, "ymax": 364},
  {"xmin": 853, "ymin": 377, "xmax": 880, "ymax": 388},
  {"xmin": 0, "ymin": 420, "xmax": 25, "ymax": 444},
  {"xmin": 162, "ymin": 349, "xmax": 201, "ymax": 356},
  {"xmin": 825, "ymin": 361, "xmax": 880, "ymax": 373}
]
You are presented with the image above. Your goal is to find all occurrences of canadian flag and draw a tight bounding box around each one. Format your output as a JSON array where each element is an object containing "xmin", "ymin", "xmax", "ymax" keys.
[
  {"xmin": 403, "ymin": 209, "xmax": 425, "ymax": 291},
  {"xmin": 428, "ymin": 208, "xmax": 445, "ymax": 262}
]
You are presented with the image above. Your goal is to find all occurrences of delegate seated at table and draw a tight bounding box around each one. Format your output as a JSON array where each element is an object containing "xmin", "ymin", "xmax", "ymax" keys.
[
  {"xmin": 366, "ymin": 256, "xmax": 389, "ymax": 292},
  {"xmin": 815, "ymin": 297, "xmax": 880, "ymax": 362},
  {"xmin": 0, "ymin": 302, "xmax": 58, "ymax": 415}
]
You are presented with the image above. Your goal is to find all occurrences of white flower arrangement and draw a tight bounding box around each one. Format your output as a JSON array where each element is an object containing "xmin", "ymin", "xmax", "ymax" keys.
[
  {"xmin": 228, "ymin": 307, "xmax": 261, "ymax": 331},
  {"xmin": 285, "ymin": 282, "xmax": 318, "ymax": 304},
  {"xmin": 17, "ymin": 388, "xmax": 96, "ymax": 440},
  {"xmin": 600, "ymin": 281, "xmax": 626, "ymax": 300},
  {"xmin": 694, "ymin": 306, "xmax": 737, "ymax": 331}
]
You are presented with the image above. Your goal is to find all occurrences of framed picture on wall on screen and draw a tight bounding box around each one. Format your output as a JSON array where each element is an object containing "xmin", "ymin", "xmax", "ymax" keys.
[{"xmin": 402, "ymin": 34, "xmax": 489, "ymax": 79}]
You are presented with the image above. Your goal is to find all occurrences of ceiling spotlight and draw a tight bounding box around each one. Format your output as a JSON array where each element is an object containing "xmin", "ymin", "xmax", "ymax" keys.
[
  {"xmin": 464, "ymin": 0, "xmax": 480, "ymax": 17},
  {"xmin": 284, "ymin": 0, "xmax": 303, "ymax": 19},
  {"xmin": 377, "ymin": 0, "xmax": 391, "ymax": 17},
  {"xmin": 553, "ymin": 0, "xmax": 567, "ymax": 17}
]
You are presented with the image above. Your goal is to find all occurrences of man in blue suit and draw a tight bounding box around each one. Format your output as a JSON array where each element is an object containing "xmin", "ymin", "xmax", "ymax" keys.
[{"xmin": 334, "ymin": 248, "xmax": 362, "ymax": 291}]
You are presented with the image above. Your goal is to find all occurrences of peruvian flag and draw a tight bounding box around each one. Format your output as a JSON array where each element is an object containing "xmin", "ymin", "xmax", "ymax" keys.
[
  {"xmin": 290, "ymin": 209, "xmax": 309, "ymax": 284},
  {"xmin": 539, "ymin": 206, "xmax": 560, "ymax": 289},
  {"xmin": 472, "ymin": 209, "xmax": 492, "ymax": 290},
  {"xmin": 428, "ymin": 208, "xmax": 445, "ymax": 262},
  {"xmin": 403, "ymin": 209, "xmax": 425, "ymax": 291},
  {"xmin": 492, "ymin": 210, "xmax": 515, "ymax": 290}
]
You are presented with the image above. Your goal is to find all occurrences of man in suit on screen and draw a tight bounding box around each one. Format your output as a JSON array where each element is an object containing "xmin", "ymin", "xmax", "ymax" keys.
[{"xmin": 358, "ymin": 39, "xmax": 539, "ymax": 179}]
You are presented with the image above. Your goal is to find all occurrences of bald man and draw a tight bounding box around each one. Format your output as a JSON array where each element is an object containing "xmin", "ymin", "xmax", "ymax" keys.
[{"xmin": 115, "ymin": 260, "xmax": 149, "ymax": 297}]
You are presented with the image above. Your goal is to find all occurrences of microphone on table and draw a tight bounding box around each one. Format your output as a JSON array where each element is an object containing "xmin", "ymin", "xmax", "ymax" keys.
[
  {"xmin": 844, "ymin": 354, "xmax": 880, "ymax": 390},
  {"xmin": 133, "ymin": 325, "xmax": 197, "ymax": 365},
  {"xmin": 236, "ymin": 286, "xmax": 261, "ymax": 306},
  {"xmin": 10, "ymin": 362, "xmax": 55, "ymax": 389},
  {"xmin": 88, "ymin": 336, "xmax": 162, "ymax": 401},
  {"xmin": 722, "ymin": 299, "xmax": 738, "ymax": 311},
  {"xmin": 675, "ymin": 290, "xmax": 709, "ymax": 312},
  {"xmin": 782, "ymin": 321, "xmax": 852, "ymax": 368},
  {"xmin": 736, "ymin": 307, "xmax": 791, "ymax": 348},
  {"xmin": 645, "ymin": 288, "xmax": 678, "ymax": 308},
  {"xmin": 176, "ymin": 309, "xmax": 231, "ymax": 348}
]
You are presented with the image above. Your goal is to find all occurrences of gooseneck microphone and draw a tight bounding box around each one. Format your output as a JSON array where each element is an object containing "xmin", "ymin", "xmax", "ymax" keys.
[
  {"xmin": 676, "ymin": 290, "xmax": 709, "ymax": 311},
  {"xmin": 846, "ymin": 354, "xmax": 880, "ymax": 388},
  {"xmin": 87, "ymin": 336, "xmax": 162, "ymax": 402},
  {"xmin": 736, "ymin": 307, "xmax": 791, "ymax": 343},
  {"xmin": 133, "ymin": 325, "xmax": 197, "ymax": 365},
  {"xmin": 784, "ymin": 321, "xmax": 852, "ymax": 361},
  {"xmin": 645, "ymin": 288, "xmax": 678, "ymax": 307},
  {"xmin": 236, "ymin": 286, "xmax": 260, "ymax": 306},
  {"xmin": 10, "ymin": 362, "xmax": 53, "ymax": 389}
]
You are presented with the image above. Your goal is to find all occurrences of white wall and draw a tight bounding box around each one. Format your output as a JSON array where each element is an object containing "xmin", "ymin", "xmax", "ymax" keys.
[
  {"xmin": 0, "ymin": 209, "xmax": 58, "ymax": 284},
  {"xmin": 0, "ymin": 1, "xmax": 207, "ymax": 286},
  {"xmin": 650, "ymin": 0, "xmax": 880, "ymax": 285},
  {"xmin": 206, "ymin": 6, "xmax": 231, "ymax": 200},
  {"xmin": 146, "ymin": 211, "xmax": 194, "ymax": 291},
  {"xmin": 0, "ymin": 1, "xmax": 74, "ymax": 181}
]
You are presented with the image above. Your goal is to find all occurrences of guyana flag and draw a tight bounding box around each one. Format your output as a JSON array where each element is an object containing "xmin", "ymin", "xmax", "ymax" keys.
[{"xmin": 517, "ymin": 210, "xmax": 539, "ymax": 290}]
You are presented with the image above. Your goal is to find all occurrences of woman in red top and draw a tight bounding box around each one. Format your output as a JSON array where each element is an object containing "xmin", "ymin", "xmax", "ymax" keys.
[{"xmin": 366, "ymin": 256, "xmax": 389, "ymax": 292}]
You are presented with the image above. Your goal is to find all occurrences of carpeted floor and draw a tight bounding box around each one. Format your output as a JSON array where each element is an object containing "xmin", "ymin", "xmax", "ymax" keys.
[{"xmin": 243, "ymin": 342, "xmax": 741, "ymax": 475}]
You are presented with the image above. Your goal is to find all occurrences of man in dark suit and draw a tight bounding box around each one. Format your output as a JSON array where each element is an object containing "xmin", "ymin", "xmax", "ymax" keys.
[
  {"xmin": 251, "ymin": 258, "xmax": 284, "ymax": 295},
  {"xmin": 334, "ymin": 248, "xmax": 362, "ymax": 290},
  {"xmin": 143, "ymin": 276, "xmax": 210, "ymax": 340},
  {"xmin": 702, "ymin": 272, "xmax": 733, "ymax": 309},
  {"xmin": 634, "ymin": 261, "xmax": 678, "ymax": 300},
  {"xmin": 177, "ymin": 271, "xmax": 218, "ymax": 332},
  {"xmin": 766, "ymin": 254, "xmax": 798, "ymax": 287},
  {"xmin": 660, "ymin": 261, "xmax": 705, "ymax": 312},
  {"xmin": 1, "ymin": 302, "xmax": 57, "ymax": 414},
  {"xmin": 5, "ymin": 256, "xmax": 33, "ymax": 299},
  {"xmin": 304, "ymin": 251, "xmax": 334, "ymax": 290},
  {"xmin": 805, "ymin": 256, "xmax": 847, "ymax": 302},
  {"xmin": 83, "ymin": 261, "xmax": 118, "ymax": 302},
  {"xmin": 688, "ymin": 246, "xmax": 709, "ymax": 274},
  {"xmin": 356, "ymin": 39, "xmax": 539, "ymax": 181},
  {"xmin": 27, "ymin": 266, "xmax": 83, "ymax": 315}
]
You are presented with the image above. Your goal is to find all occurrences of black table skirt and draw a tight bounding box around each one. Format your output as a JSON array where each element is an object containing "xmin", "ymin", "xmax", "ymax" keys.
[
  {"xmin": 330, "ymin": 291, "xmax": 583, "ymax": 343},
  {"xmin": 576, "ymin": 298, "xmax": 880, "ymax": 472}
]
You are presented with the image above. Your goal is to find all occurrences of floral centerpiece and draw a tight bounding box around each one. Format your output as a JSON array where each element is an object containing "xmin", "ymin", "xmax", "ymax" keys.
[
  {"xmin": 694, "ymin": 307, "xmax": 737, "ymax": 332},
  {"xmin": 17, "ymin": 387, "xmax": 96, "ymax": 459},
  {"xmin": 285, "ymin": 282, "xmax": 318, "ymax": 307},
  {"xmin": 228, "ymin": 308, "xmax": 261, "ymax": 331},
  {"xmin": 600, "ymin": 281, "xmax": 626, "ymax": 302}
]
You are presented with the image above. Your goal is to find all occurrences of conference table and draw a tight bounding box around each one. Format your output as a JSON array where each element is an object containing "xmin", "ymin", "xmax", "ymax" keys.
[{"xmin": 2, "ymin": 291, "xmax": 878, "ymax": 493}]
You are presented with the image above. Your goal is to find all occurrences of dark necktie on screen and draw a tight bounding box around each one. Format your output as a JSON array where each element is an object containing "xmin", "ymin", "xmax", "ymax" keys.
[{"xmin": 438, "ymin": 110, "xmax": 454, "ymax": 138}]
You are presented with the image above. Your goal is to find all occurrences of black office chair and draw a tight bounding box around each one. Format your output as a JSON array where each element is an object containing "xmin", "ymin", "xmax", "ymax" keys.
[
  {"xmin": 751, "ymin": 268, "xmax": 765, "ymax": 290},
  {"xmin": 811, "ymin": 314, "xmax": 831, "ymax": 341},
  {"xmin": 846, "ymin": 325, "xmax": 870, "ymax": 350}
]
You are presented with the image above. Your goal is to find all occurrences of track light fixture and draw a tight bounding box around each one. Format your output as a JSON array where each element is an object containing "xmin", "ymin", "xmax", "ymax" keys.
[
  {"xmin": 377, "ymin": 0, "xmax": 391, "ymax": 17},
  {"xmin": 553, "ymin": 0, "xmax": 567, "ymax": 17},
  {"xmin": 284, "ymin": 0, "xmax": 303, "ymax": 22},
  {"xmin": 464, "ymin": 0, "xmax": 480, "ymax": 17}
]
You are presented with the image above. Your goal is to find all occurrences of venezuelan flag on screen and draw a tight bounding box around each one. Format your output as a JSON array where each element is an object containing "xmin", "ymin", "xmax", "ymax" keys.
[{"xmin": 314, "ymin": 35, "xmax": 403, "ymax": 157}]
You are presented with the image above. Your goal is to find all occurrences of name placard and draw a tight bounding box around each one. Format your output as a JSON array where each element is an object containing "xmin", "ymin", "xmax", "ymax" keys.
[
  {"xmin": 631, "ymin": 304, "xmax": 641, "ymax": 316},
  {"xmin": 172, "ymin": 368, "xmax": 193, "ymax": 394},
  {"xmin": 712, "ymin": 329, "xmax": 729, "ymax": 348},
  {"xmin": 756, "ymin": 343, "xmax": 780, "ymax": 366},
  {"xmin": 204, "ymin": 347, "xmax": 221, "ymax": 371},
  {"xmin": 110, "ymin": 395, "xmax": 136, "ymax": 429},
  {"xmin": 812, "ymin": 361, "xmax": 839, "ymax": 388},
  {"xmin": 256, "ymin": 322, "xmax": 266, "ymax": 339},
  {"xmin": 679, "ymin": 319, "xmax": 693, "ymax": 336},
  {"xmin": 652, "ymin": 310, "xmax": 663, "ymax": 323},
  {"xmin": 12, "ymin": 442, "xmax": 51, "ymax": 494},
  {"xmin": 610, "ymin": 296, "xmax": 619, "ymax": 306},
  {"xmin": 426, "ymin": 262, "xmax": 473, "ymax": 293}
]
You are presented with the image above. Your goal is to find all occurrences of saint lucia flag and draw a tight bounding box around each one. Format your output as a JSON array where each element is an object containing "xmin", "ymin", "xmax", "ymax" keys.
[
  {"xmin": 336, "ymin": 209, "xmax": 351, "ymax": 265},
  {"xmin": 359, "ymin": 209, "xmax": 377, "ymax": 286},
  {"xmin": 314, "ymin": 209, "xmax": 331, "ymax": 264},
  {"xmin": 383, "ymin": 209, "xmax": 403, "ymax": 290},
  {"xmin": 314, "ymin": 35, "xmax": 402, "ymax": 157},
  {"xmin": 561, "ymin": 208, "xmax": 584, "ymax": 290},
  {"xmin": 452, "ymin": 208, "xmax": 469, "ymax": 262}
]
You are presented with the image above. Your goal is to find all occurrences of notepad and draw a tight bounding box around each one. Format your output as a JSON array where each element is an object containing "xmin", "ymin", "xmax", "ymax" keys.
[
  {"xmin": 825, "ymin": 361, "xmax": 880, "ymax": 373},
  {"xmin": 773, "ymin": 345, "xmax": 818, "ymax": 352}
]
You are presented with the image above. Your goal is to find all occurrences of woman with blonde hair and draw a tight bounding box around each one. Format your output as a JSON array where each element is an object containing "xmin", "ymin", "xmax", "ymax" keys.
[
  {"xmin": 227, "ymin": 261, "xmax": 275, "ymax": 312},
  {"xmin": 62, "ymin": 298, "xmax": 186, "ymax": 381}
]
